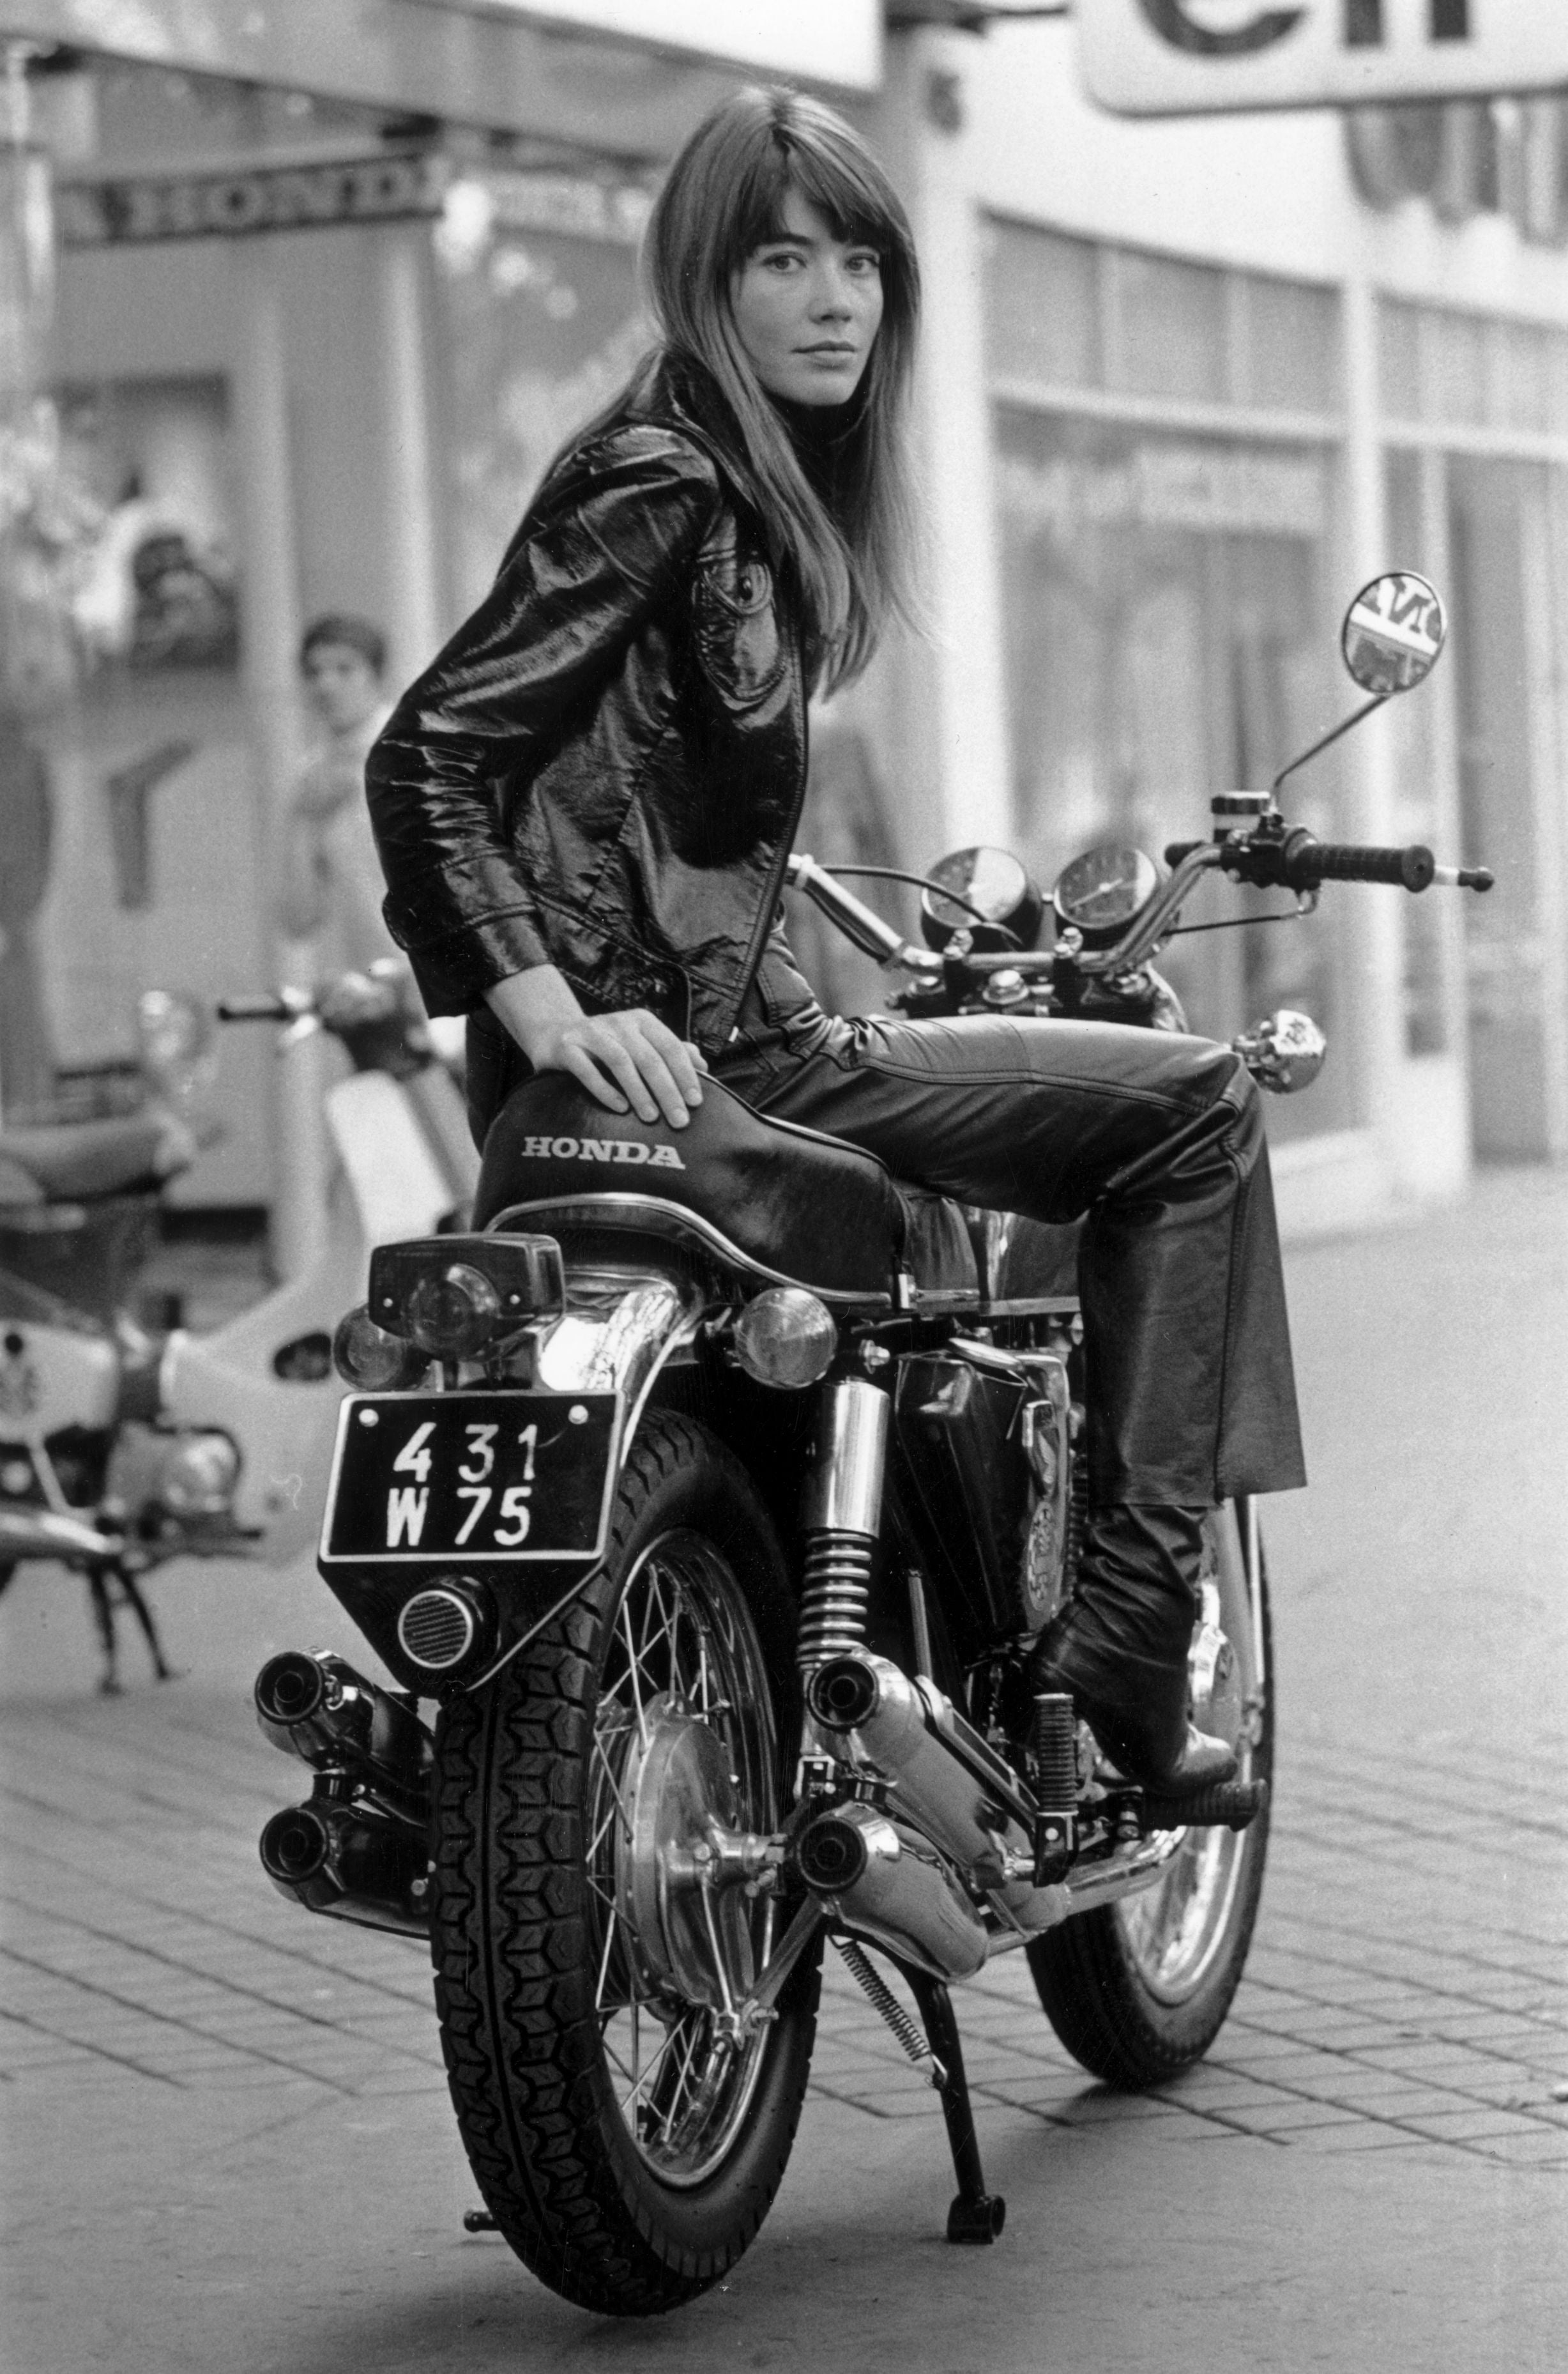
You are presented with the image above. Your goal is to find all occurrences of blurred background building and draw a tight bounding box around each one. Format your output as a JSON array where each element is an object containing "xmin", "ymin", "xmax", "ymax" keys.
[{"xmin": 1, "ymin": 1, "xmax": 1565, "ymax": 1239}]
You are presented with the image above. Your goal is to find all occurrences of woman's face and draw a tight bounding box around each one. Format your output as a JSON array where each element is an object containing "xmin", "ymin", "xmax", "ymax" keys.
[{"xmin": 730, "ymin": 188, "xmax": 884, "ymax": 408}]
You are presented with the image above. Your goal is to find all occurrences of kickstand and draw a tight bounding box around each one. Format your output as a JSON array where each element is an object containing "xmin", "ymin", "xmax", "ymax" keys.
[{"xmin": 895, "ymin": 1962, "xmax": 1006, "ymax": 2245}]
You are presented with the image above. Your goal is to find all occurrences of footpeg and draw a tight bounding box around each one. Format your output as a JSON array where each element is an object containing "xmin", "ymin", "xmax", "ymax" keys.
[
  {"xmin": 1029, "ymin": 1691, "xmax": 1077, "ymax": 1883},
  {"xmin": 1141, "ymin": 1778, "xmax": 1268, "ymax": 1832}
]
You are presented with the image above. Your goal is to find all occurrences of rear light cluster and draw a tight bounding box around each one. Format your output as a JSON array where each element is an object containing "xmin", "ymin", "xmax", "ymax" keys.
[{"xmin": 334, "ymin": 1234, "xmax": 564, "ymax": 1386}]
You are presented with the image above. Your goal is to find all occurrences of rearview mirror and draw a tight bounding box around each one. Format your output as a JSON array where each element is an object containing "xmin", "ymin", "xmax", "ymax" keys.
[{"xmin": 1341, "ymin": 572, "xmax": 1445, "ymax": 697}]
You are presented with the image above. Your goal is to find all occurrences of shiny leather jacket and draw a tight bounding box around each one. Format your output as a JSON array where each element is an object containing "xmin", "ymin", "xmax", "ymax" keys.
[{"xmin": 366, "ymin": 359, "xmax": 807, "ymax": 1054}]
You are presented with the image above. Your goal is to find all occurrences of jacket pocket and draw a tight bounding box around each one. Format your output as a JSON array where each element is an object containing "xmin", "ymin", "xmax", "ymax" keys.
[{"xmin": 692, "ymin": 550, "xmax": 786, "ymax": 709}]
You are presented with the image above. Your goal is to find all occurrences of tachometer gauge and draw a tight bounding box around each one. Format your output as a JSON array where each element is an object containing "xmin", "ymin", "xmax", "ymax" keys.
[{"xmin": 1051, "ymin": 844, "xmax": 1162, "ymax": 944}]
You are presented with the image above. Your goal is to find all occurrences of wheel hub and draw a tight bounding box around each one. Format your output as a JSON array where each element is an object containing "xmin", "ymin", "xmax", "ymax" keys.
[{"xmin": 616, "ymin": 1694, "xmax": 765, "ymax": 2012}]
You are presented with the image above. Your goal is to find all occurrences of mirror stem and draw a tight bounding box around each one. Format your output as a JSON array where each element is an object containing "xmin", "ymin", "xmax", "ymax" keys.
[{"xmin": 1270, "ymin": 694, "xmax": 1387, "ymax": 799}]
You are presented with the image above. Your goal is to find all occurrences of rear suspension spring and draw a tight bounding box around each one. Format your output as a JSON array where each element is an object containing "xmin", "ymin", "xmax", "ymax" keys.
[{"xmin": 796, "ymin": 1529, "xmax": 874, "ymax": 1673}]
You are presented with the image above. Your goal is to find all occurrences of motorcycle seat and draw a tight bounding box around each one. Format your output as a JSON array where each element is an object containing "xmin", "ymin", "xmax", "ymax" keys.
[
  {"xmin": 475, "ymin": 1071, "xmax": 979, "ymax": 1305},
  {"xmin": 0, "ymin": 1114, "xmax": 174, "ymax": 1206}
]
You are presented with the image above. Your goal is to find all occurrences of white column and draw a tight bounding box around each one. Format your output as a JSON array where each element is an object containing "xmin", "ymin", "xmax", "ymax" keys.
[
  {"xmin": 1339, "ymin": 274, "xmax": 1405, "ymax": 1182},
  {"xmin": 872, "ymin": 33, "xmax": 1013, "ymax": 854},
  {"xmin": 376, "ymin": 227, "xmax": 443, "ymax": 687},
  {"xmin": 232, "ymin": 242, "xmax": 325, "ymax": 1281},
  {"xmin": 1520, "ymin": 486, "xmax": 1568, "ymax": 1158}
]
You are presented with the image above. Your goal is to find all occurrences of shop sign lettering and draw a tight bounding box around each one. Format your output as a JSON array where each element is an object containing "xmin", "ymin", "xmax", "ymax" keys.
[
  {"xmin": 57, "ymin": 152, "xmax": 450, "ymax": 247},
  {"xmin": 1077, "ymin": 1, "xmax": 1568, "ymax": 115},
  {"xmin": 998, "ymin": 445, "xmax": 1328, "ymax": 540}
]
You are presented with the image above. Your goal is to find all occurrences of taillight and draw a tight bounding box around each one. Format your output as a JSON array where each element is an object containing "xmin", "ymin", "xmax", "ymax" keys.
[
  {"xmin": 365, "ymin": 1234, "xmax": 565, "ymax": 1363},
  {"xmin": 406, "ymin": 1262, "xmax": 500, "ymax": 1359}
]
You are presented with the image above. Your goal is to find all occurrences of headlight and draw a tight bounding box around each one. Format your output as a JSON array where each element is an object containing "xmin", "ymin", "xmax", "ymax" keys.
[
  {"xmin": 157, "ymin": 1430, "xmax": 239, "ymax": 1516},
  {"xmin": 406, "ymin": 1262, "xmax": 501, "ymax": 1359},
  {"xmin": 333, "ymin": 1305, "xmax": 429, "ymax": 1390},
  {"xmin": 732, "ymin": 1287, "xmax": 838, "ymax": 1390}
]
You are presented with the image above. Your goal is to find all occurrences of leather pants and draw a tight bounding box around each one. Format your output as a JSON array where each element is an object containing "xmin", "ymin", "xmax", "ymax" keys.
[{"xmin": 714, "ymin": 958, "xmax": 1305, "ymax": 1510}]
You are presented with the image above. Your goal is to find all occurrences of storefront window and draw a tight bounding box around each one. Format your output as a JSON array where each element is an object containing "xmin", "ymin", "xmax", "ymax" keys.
[
  {"xmin": 992, "ymin": 410, "xmax": 1353, "ymax": 1139},
  {"xmin": 984, "ymin": 220, "xmax": 1341, "ymax": 418},
  {"xmin": 434, "ymin": 171, "xmax": 650, "ymax": 609}
]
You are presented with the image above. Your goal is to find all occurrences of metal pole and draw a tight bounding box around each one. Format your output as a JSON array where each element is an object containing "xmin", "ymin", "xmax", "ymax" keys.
[
  {"xmin": 231, "ymin": 242, "xmax": 325, "ymax": 1280},
  {"xmin": 376, "ymin": 226, "xmax": 442, "ymax": 689}
]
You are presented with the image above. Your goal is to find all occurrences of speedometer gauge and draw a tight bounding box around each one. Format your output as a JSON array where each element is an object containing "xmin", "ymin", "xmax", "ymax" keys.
[{"xmin": 1051, "ymin": 844, "xmax": 1162, "ymax": 944}]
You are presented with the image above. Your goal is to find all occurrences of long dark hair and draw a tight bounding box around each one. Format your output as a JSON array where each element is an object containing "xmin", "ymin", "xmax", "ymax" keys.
[{"xmin": 637, "ymin": 90, "xmax": 920, "ymax": 694}]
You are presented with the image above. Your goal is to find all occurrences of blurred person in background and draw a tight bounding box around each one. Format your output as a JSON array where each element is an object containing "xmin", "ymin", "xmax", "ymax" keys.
[
  {"xmin": 365, "ymin": 88, "xmax": 1304, "ymax": 1798},
  {"xmin": 278, "ymin": 613, "xmax": 397, "ymax": 976}
]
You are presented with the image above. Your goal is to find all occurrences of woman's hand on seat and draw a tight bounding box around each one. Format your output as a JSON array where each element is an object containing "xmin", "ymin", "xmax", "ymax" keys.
[{"xmin": 484, "ymin": 967, "xmax": 706, "ymax": 1128}]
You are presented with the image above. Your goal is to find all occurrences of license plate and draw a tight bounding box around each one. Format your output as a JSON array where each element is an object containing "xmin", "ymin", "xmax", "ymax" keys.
[{"xmin": 320, "ymin": 1393, "xmax": 619, "ymax": 1566}]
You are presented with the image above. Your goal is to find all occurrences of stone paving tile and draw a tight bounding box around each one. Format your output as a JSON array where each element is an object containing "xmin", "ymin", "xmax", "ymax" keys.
[{"xmin": 4, "ymin": 1687, "xmax": 1567, "ymax": 2179}]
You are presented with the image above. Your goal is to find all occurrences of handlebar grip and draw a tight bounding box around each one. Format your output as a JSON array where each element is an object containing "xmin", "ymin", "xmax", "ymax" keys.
[
  {"xmin": 217, "ymin": 995, "xmax": 292, "ymax": 1022},
  {"xmin": 1286, "ymin": 839, "xmax": 1435, "ymax": 893}
]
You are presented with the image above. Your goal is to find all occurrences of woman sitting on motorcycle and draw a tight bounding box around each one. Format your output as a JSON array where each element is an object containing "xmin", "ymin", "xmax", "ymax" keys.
[{"xmin": 365, "ymin": 87, "xmax": 1305, "ymax": 1795}]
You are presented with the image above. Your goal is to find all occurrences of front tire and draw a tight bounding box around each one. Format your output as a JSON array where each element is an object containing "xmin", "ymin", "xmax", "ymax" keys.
[
  {"xmin": 1026, "ymin": 1502, "xmax": 1273, "ymax": 2088},
  {"xmin": 429, "ymin": 1412, "xmax": 819, "ymax": 2317}
]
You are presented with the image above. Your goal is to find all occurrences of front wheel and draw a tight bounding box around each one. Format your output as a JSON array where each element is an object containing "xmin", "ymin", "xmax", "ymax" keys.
[
  {"xmin": 1026, "ymin": 1501, "xmax": 1273, "ymax": 2088},
  {"xmin": 429, "ymin": 1412, "xmax": 818, "ymax": 2317}
]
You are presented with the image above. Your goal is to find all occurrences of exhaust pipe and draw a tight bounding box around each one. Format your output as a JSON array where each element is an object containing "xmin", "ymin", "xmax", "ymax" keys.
[
  {"xmin": 259, "ymin": 1798, "xmax": 429, "ymax": 1937},
  {"xmin": 255, "ymin": 1650, "xmax": 432, "ymax": 1821},
  {"xmin": 796, "ymin": 1802, "xmax": 987, "ymax": 1982},
  {"xmin": 807, "ymin": 1652, "xmax": 1071, "ymax": 1936}
]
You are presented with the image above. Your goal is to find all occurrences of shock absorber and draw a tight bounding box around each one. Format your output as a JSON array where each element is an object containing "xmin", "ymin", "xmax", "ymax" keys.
[{"xmin": 797, "ymin": 1377, "xmax": 890, "ymax": 1675}]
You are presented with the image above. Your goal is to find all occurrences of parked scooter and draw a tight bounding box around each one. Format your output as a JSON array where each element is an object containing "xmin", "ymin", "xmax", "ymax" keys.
[
  {"xmin": 255, "ymin": 576, "xmax": 1489, "ymax": 2312},
  {"xmin": 0, "ymin": 965, "xmax": 478, "ymax": 1690}
]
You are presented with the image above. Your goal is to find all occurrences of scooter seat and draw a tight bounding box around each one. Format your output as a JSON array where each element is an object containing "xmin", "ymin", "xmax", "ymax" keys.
[
  {"xmin": 475, "ymin": 1071, "xmax": 978, "ymax": 1304},
  {"xmin": 0, "ymin": 1114, "xmax": 175, "ymax": 1205}
]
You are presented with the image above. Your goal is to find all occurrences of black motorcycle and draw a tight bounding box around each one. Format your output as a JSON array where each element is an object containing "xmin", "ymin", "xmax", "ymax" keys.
[{"xmin": 253, "ymin": 573, "xmax": 1489, "ymax": 2315}]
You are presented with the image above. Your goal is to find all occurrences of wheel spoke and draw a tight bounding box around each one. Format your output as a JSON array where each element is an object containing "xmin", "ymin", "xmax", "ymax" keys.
[{"xmin": 591, "ymin": 1528, "xmax": 782, "ymax": 2184}]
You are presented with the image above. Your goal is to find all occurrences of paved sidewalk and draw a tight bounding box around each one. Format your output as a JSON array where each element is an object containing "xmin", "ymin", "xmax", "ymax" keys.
[{"xmin": 2, "ymin": 1166, "xmax": 1565, "ymax": 2371}]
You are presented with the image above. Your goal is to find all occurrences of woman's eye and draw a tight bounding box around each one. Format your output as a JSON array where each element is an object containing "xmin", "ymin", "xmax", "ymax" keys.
[{"xmin": 848, "ymin": 252, "xmax": 881, "ymax": 276}]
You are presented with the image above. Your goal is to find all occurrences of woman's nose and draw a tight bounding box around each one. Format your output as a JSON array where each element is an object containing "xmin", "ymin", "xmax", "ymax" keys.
[{"xmin": 808, "ymin": 266, "xmax": 854, "ymax": 319}]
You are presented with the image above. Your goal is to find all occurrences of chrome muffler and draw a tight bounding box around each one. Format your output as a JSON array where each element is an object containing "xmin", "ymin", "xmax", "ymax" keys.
[
  {"xmin": 807, "ymin": 1652, "xmax": 1072, "ymax": 1938},
  {"xmin": 796, "ymin": 1802, "xmax": 987, "ymax": 1982},
  {"xmin": 259, "ymin": 1798, "xmax": 429, "ymax": 1936},
  {"xmin": 255, "ymin": 1650, "xmax": 433, "ymax": 1936},
  {"xmin": 255, "ymin": 1649, "xmax": 432, "ymax": 1822}
]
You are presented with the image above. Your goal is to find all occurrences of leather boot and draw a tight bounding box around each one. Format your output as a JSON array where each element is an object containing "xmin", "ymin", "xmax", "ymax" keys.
[{"xmin": 1030, "ymin": 1505, "xmax": 1237, "ymax": 1797}]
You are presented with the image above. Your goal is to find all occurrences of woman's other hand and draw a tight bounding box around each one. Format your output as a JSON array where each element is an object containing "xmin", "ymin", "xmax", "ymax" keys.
[{"xmin": 484, "ymin": 966, "xmax": 706, "ymax": 1130}]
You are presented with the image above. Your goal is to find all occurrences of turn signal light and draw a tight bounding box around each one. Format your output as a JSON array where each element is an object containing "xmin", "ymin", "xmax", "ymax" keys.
[
  {"xmin": 732, "ymin": 1287, "xmax": 838, "ymax": 1390},
  {"xmin": 332, "ymin": 1305, "xmax": 429, "ymax": 1390}
]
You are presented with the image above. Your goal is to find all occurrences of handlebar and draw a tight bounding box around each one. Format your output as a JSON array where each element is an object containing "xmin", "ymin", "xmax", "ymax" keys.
[
  {"xmin": 788, "ymin": 822, "xmax": 1495, "ymax": 1002},
  {"xmin": 784, "ymin": 852, "xmax": 940, "ymax": 975},
  {"xmin": 1213, "ymin": 828, "xmax": 1493, "ymax": 898}
]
